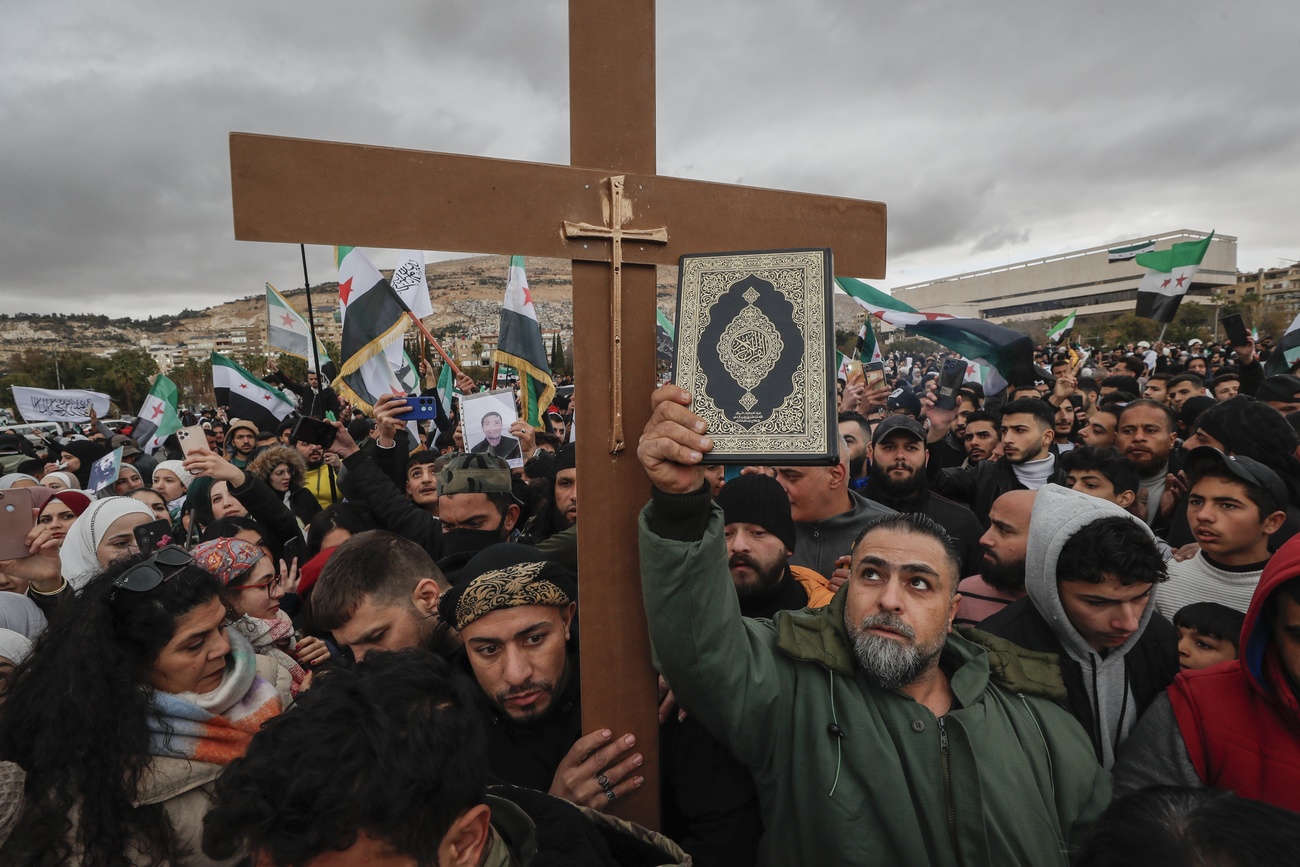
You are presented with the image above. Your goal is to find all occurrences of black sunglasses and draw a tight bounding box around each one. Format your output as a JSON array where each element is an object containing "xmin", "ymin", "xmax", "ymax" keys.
[{"xmin": 112, "ymin": 546, "xmax": 193, "ymax": 596}]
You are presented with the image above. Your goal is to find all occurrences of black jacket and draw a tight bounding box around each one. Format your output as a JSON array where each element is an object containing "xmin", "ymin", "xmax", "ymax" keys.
[
  {"xmin": 339, "ymin": 449, "xmax": 442, "ymax": 560},
  {"xmin": 478, "ymin": 652, "xmax": 762, "ymax": 867},
  {"xmin": 861, "ymin": 481, "xmax": 985, "ymax": 577},
  {"xmin": 264, "ymin": 371, "xmax": 341, "ymax": 419},
  {"xmin": 930, "ymin": 455, "xmax": 1066, "ymax": 528},
  {"xmin": 927, "ymin": 431, "xmax": 968, "ymax": 471},
  {"xmin": 978, "ymin": 597, "xmax": 1179, "ymax": 763}
]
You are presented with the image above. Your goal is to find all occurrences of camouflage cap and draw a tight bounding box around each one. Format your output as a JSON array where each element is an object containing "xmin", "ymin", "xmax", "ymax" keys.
[{"xmin": 436, "ymin": 452, "xmax": 513, "ymax": 496}]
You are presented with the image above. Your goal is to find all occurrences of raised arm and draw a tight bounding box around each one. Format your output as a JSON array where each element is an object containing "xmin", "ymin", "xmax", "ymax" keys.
[{"xmin": 636, "ymin": 385, "xmax": 787, "ymax": 767}]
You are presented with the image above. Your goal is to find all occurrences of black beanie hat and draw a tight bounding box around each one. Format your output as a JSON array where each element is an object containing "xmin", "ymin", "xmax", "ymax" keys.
[
  {"xmin": 550, "ymin": 443, "xmax": 576, "ymax": 479},
  {"xmin": 715, "ymin": 473, "xmax": 796, "ymax": 553}
]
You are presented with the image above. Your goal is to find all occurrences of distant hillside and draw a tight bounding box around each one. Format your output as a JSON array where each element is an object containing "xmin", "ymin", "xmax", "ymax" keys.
[{"xmin": 0, "ymin": 254, "xmax": 869, "ymax": 361}]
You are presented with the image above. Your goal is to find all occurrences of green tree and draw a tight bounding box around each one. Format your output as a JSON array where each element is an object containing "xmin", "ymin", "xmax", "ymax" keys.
[
  {"xmin": 275, "ymin": 354, "xmax": 309, "ymax": 383},
  {"xmin": 171, "ymin": 358, "xmax": 215, "ymax": 410},
  {"xmin": 550, "ymin": 333, "xmax": 566, "ymax": 373},
  {"xmin": 97, "ymin": 348, "xmax": 159, "ymax": 411}
]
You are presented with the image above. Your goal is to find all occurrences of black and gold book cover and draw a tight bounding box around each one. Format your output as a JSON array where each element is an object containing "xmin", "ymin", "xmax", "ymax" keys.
[{"xmin": 672, "ymin": 248, "xmax": 836, "ymax": 465}]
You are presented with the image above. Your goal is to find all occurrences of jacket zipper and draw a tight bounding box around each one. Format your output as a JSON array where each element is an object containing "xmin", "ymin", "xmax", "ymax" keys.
[{"xmin": 937, "ymin": 716, "xmax": 961, "ymax": 864}]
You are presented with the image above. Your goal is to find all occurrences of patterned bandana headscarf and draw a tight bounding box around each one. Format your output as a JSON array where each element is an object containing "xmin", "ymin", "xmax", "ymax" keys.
[
  {"xmin": 191, "ymin": 538, "xmax": 265, "ymax": 587},
  {"xmin": 439, "ymin": 559, "xmax": 575, "ymax": 631}
]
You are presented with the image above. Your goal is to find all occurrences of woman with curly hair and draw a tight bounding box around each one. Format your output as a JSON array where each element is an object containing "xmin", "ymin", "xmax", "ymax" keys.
[
  {"xmin": 0, "ymin": 548, "xmax": 294, "ymax": 866},
  {"xmin": 245, "ymin": 445, "xmax": 320, "ymax": 528}
]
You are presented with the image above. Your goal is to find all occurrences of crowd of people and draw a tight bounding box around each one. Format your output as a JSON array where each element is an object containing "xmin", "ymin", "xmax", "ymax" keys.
[{"xmin": 0, "ymin": 330, "xmax": 1297, "ymax": 865}]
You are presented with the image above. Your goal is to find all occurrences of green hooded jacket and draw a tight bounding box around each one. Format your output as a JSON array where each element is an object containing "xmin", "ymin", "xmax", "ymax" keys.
[{"xmin": 638, "ymin": 489, "xmax": 1111, "ymax": 867}]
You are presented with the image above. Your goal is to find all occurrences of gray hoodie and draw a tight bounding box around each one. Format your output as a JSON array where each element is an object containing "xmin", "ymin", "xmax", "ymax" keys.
[{"xmin": 1025, "ymin": 484, "xmax": 1161, "ymax": 768}]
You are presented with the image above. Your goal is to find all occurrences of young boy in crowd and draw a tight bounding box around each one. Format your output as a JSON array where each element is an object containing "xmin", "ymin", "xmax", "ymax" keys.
[
  {"xmin": 1172, "ymin": 601, "xmax": 1243, "ymax": 671},
  {"xmin": 1155, "ymin": 447, "xmax": 1288, "ymax": 618},
  {"xmin": 1059, "ymin": 446, "xmax": 1139, "ymax": 510}
]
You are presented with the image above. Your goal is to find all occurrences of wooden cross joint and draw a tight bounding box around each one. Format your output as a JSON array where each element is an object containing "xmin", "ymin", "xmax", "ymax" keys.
[{"xmin": 562, "ymin": 175, "xmax": 669, "ymax": 453}]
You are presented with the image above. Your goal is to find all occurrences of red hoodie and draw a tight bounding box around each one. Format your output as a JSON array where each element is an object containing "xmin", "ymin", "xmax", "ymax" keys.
[{"xmin": 1167, "ymin": 533, "xmax": 1300, "ymax": 811}]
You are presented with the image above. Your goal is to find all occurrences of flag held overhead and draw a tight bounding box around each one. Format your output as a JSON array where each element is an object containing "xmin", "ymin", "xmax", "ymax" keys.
[
  {"xmin": 493, "ymin": 256, "xmax": 555, "ymax": 429},
  {"xmin": 334, "ymin": 246, "xmax": 413, "ymax": 414},
  {"xmin": 211, "ymin": 352, "xmax": 296, "ymax": 433},
  {"xmin": 1134, "ymin": 232, "xmax": 1214, "ymax": 323}
]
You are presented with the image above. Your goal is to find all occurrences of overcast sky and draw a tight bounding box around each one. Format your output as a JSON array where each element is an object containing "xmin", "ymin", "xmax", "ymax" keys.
[{"xmin": 4, "ymin": 0, "xmax": 1297, "ymax": 318}]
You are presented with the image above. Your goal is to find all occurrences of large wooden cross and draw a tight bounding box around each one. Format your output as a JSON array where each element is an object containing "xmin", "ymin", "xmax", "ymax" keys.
[{"xmin": 229, "ymin": 0, "xmax": 884, "ymax": 829}]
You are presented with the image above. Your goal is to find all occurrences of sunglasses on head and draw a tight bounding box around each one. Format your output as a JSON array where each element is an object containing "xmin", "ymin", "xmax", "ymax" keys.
[{"xmin": 112, "ymin": 546, "xmax": 193, "ymax": 596}]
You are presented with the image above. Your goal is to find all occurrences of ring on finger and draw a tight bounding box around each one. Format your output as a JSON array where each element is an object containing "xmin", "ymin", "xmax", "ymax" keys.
[{"xmin": 596, "ymin": 775, "xmax": 616, "ymax": 802}]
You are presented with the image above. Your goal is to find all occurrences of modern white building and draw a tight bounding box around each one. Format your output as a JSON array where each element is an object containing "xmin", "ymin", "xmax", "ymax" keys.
[{"xmin": 891, "ymin": 230, "xmax": 1237, "ymax": 324}]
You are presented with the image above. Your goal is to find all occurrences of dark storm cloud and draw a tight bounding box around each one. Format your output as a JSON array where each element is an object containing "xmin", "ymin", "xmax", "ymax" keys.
[{"xmin": 2, "ymin": 0, "xmax": 1297, "ymax": 314}]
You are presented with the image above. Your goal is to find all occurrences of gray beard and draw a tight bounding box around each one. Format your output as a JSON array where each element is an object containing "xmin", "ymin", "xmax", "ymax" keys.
[{"xmin": 845, "ymin": 611, "xmax": 946, "ymax": 690}]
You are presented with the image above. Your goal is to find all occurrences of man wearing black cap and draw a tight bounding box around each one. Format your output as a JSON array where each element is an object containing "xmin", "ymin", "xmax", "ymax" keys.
[
  {"xmin": 885, "ymin": 385, "xmax": 921, "ymax": 419},
  {"xmin": 1256, "ymin": 374, "xmax": 1300, "ymax": 415},
  {"xmin": 862, "ymin": 416, "xmax": 984, "ymax": 578},
  {"xmin": 717, "ymin": 474, "xmax": 835, "ymax": 617},
  {"xmin": 1154, "ymin": 447, "xmax": 1288, "ymax": 618}
]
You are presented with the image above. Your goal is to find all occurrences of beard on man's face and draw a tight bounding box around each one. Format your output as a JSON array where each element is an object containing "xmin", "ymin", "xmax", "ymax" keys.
[
  {"xmin": 728, "ymin": 551, "xmax": 786, "ymax": 600},
  {"xmin": 869, "ymin": 461, "xmax": 925, "ymax": 499},
  {"xmin": 980, "ymin": 550, "xmax": 1027, "ymax": 593},
  {"xmin": 845, "ymin": 611, "xmax": 946, "ymax": 690},
  {"xmin": 849, "ymin": 454, "xmax": 867, "ymax": 479}
]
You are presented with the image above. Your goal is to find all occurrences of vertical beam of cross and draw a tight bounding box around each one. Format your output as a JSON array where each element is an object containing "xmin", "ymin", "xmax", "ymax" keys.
[
  {"xmin": 568, "ymin": 0, "xmax": 662, "ymax": 829},
  {"xmin": 563, "ymin": 175, "xmax": 669, "ymax": 452}
]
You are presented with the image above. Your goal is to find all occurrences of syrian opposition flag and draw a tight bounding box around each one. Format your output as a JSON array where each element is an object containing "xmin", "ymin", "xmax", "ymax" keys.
[
  {"xmin": 962, "ymin": 358, "xmax": 989, "ymax": 386},
  {"xmin": 856, "ymin": 317, "xmax": 884, "ymax": 363},
  {"xmin": 335, "ymin": 246, "xmax": 413, "ymax": 414},
  {"xmin": 437, "ymin": 362, "xmax": 460, "ymax": 418},
  {"xmin": 836, "ymin": 276, "xmax": 1033, "ymax": 393},
  {"xmin": 655, "ymin": 308, "xmax": 676, "ymax": 368},
  {"xmin": 211, "ymin": 352, "xmax": 296, "ymax": 433},
  {"xmin": 1134, "ymin": 233, "xmax": 1214, "ymax": 323},
  {"xmin": 1265, "ymin": 311, "xmax": 1300, "ymax": 376},
  {"xmin": 836, "ymin": 276, "xmax": 919, "ymax": 317},
  {"xmin": 493, "ymin": 256, "xmax": 555, "ymax": 428},
  {"xmin": 266, "ymin": 283, "xmax": 333, "ymax": 377},
  {"xmin": 389, "ymin": 251, "xmax": 435, "ymax": 320},
  {"xmin": 1108, "ymin": 240, "xmax": 1155, "ymax": 263},
  {"xmin": 131, "ymin": 375, "xmax": 182, "ymax": 454},
  {"xmin": 1047, "ymin": 310, "xmax": 1076, "ymax": 345}
]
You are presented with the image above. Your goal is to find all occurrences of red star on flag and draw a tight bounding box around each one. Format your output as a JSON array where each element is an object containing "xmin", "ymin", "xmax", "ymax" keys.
[
  {"xmin": 150, "ymin": 404, "xmax": 165, "ymax": 420},
  {"xmin": 239, "ymin": 383, "xmax": 249, "ymax": 390},
  {"xmin": 280, "ymin": 313, "xmax": 297, "ymax": 327},
  {"xmin": 339, "ymin": 277, "xmax": 354, "ymax": 306},
  {"xmin": 1175, "ymin": 274, "xmax": 1188, "ymax": 288},
  {"xmin": 521, "ymin": 282, "xmax": 534, "ymax": 307},
  {"xmin": 262, "ymin": 394, "xmax": 273, "ymax": 401},
  {"xmin": 1161, "ymin": 278, "xmax": 1172, "ymax": 288}
]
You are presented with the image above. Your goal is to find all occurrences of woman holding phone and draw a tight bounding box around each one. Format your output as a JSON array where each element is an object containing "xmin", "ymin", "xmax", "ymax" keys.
[
  {"xmin": 180, "ymin": 449, "xmax": 301, "ymax": 551},
  {"xmin": 0, "ymin": 547, "xmax": 294, "ymax": 865}
]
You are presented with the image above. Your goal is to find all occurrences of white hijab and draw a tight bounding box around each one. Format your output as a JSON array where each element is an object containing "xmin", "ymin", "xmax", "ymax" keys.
[
  {"xmin": 0, "ymin": 629, "xmax": 33, "ymax": 665},
  {"xmin": 40, "ymin": 471, "xmax": 80, "ymax": 491},
  {"xmin": 59, "ymin": 497, "xmax": 155, "ymax": 590},
  {"xmin": 0, "ymin": 593, "xmax": 47, "ymax": 640}
]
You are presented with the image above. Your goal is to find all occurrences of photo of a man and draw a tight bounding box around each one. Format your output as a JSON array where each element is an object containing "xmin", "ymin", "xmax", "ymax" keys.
[{"xmin": 471, "ymin": 409, "xmax": 522, "ymax": 460}]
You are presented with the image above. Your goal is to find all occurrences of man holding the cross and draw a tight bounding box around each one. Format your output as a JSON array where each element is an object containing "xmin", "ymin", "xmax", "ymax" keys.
[{"xmin": 636, "ymin": 384, "xmax": 1110, "ymax": 866}]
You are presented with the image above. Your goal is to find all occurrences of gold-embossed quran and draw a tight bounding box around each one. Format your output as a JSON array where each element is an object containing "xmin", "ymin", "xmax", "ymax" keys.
[{"xmin": 673, "ymin": 249, "xmax": 837, "ymax": 465}]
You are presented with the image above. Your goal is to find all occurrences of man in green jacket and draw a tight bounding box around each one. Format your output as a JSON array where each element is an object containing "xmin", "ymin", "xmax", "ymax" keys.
[{"xmin": 636, "ymin": 384, "xmax": 1112, "ymax": 867}]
